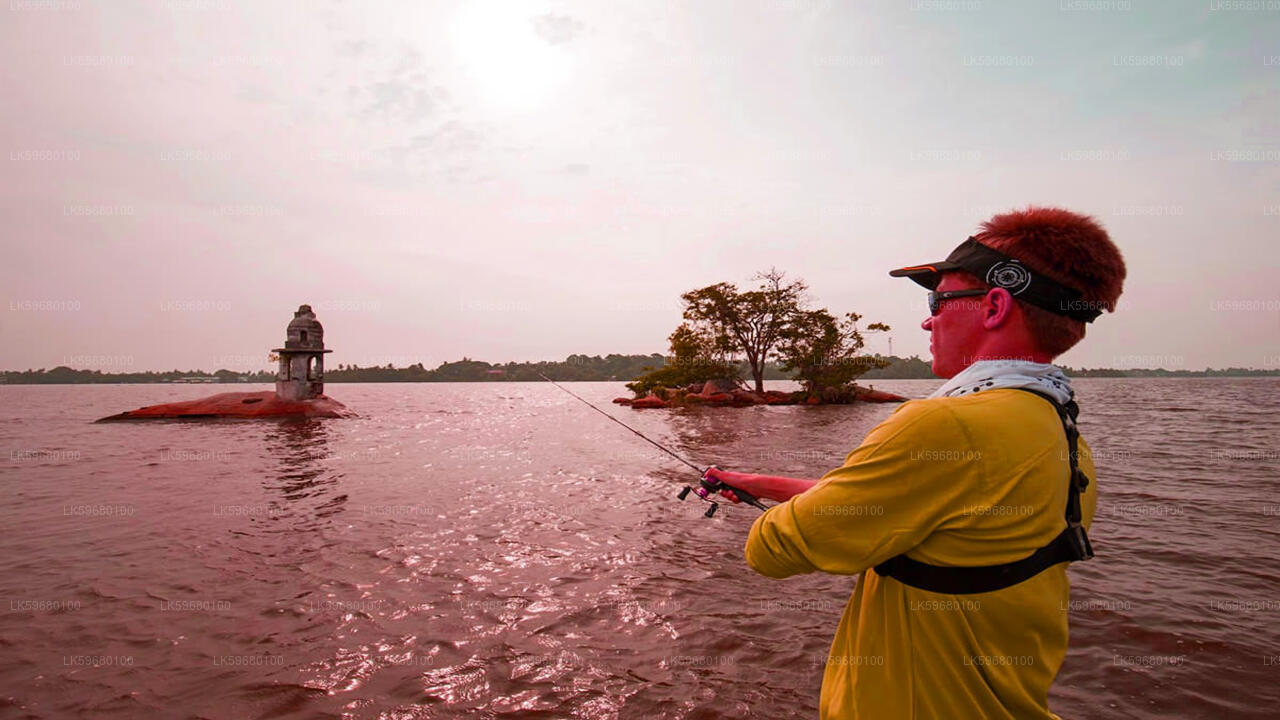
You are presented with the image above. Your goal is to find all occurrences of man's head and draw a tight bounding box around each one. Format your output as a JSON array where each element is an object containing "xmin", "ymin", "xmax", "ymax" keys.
[{"xmin": 891, "ymin": 206, "xmax": 1126, "ymax": 378}]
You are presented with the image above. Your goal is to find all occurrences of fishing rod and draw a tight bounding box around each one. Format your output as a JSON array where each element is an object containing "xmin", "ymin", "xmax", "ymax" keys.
[{"xmin": 536, "ymin": 372, "xmax": 768, "ymax": 517}]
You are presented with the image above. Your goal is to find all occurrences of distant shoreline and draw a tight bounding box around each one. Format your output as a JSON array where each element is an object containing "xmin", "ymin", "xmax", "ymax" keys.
[
  {"xmin": 2, "ymin": 354, "xmax": 1277, "ymax": 385},
  {"xmin": 2, "ymin": 375, "xmax": 1277, "ymax": 386}
]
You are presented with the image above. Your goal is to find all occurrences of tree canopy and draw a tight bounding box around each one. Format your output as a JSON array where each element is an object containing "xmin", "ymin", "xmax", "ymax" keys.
[
  {"xmin": 777, "ymin": 310, "xmax": 891, "ymax": 393},
  {"xmin": 680, "ymin": 268, "xmax": 809, "ymax": 393},
  {"xmin": 624, "ymin": 324, "xmax": 741, "ymax": 397},
  {"xmin": 672, "ymin": 269, "xmax": 888, "ymax": 395}
]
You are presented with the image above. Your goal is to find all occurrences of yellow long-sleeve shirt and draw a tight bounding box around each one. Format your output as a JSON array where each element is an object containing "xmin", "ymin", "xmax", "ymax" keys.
[{"xmin": 745, "ymin": 388, "xmax": 1097, "ymax": 720}]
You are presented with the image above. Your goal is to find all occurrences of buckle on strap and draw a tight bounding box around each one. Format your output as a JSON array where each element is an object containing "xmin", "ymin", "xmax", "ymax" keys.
[{"xmin": 1065, "ymin": 522, "xmax": 1094, "ymax": 561}]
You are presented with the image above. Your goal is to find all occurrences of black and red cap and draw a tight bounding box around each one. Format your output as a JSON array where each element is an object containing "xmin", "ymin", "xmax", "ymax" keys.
[{"xmin": 889, "ymin": 237, "xmax": 1103, "ymax": 323}]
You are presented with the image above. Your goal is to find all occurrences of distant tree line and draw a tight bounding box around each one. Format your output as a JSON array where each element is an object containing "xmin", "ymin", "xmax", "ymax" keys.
[
  {"xmin": 0, "ymin": 367, "xmax": 277, "ymax": 384},
  {"xmin": 3, "ymin": 357, "xmax": 1276, "ymax": 385},
  {"xmin": 1057, "ymin": 366, "xmax": 1280, "ymax": 377},
  {"xmin": 326, "ymin": 355, "xmax": 669, "ymax": 382},
  {"xmin": 0, "ymin": 355, "xmax": 672, "ymax": 384},
  {"xmin": 861, "ymin": 355, "xmax": 938, "ymax": 379}
]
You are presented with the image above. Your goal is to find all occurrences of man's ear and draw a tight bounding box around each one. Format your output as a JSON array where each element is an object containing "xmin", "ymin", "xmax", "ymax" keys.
[{"xmin": 982, "ymin": 287, "xmax": 1015, "ymax": 329}]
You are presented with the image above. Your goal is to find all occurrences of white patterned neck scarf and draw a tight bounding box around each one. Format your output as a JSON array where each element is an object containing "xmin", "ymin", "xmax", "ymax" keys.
[{"xmin": 928, "ymin": 359, "xmax": 1074, "ymax": 406}]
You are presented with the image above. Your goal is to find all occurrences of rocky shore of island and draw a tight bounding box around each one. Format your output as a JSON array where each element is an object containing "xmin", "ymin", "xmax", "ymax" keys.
[{"xmin": 612, "ymin": 379, "xmax": 907, "ymax": 409}]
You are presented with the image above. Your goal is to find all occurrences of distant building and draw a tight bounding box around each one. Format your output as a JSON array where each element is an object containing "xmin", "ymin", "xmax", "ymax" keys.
[{"xmin": 272, "ymin": 304, "xmax": 332, "ymax": 401}]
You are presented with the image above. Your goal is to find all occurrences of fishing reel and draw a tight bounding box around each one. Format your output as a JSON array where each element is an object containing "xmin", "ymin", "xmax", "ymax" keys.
[{"xmin": 678, "ymin": 465, "xmax": 768, "ymax": 517}]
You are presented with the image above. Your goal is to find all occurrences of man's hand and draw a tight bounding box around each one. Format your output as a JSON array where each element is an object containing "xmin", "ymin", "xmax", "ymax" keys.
[
  {"xmin": 703, "ymin": 467, "xmax": 823, "ymax": 504},
  {"xmin": 703, "ymin": 466, "xmax": 750, "ymax": 503}
]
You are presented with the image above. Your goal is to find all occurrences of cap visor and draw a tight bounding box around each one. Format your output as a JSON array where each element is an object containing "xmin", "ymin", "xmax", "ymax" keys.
[{"xmin": 887, "ymin": 260, "xmax": 962, "ymax": 290}]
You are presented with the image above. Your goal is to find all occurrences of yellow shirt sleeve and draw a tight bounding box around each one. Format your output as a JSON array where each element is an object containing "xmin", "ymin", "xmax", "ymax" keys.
[{"xmin": 744, "ymin": 398, "xmax": 984, "ymax": 578}]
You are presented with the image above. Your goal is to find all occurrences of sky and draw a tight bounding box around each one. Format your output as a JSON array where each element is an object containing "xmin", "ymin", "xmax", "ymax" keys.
[{"xmin": 1, "ymin": 0, "xmax": 1278, "ymax": 373}]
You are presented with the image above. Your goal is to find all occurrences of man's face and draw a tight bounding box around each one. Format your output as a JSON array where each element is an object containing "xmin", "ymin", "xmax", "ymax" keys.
[{"xmin": 921, "ymin": 273, "xmax": 988, "ymax": 378}]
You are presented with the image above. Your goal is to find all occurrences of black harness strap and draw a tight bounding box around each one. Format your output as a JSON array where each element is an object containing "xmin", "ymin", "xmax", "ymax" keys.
[{"xmin": 872, "ymin": 388, "xmax": 1094, "ymax": 595}]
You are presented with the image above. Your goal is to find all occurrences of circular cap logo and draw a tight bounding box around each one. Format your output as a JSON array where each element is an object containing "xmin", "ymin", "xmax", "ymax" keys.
[{"xmin": 985, "ymin": 261, "xmax": 1032, "ymax": 294}]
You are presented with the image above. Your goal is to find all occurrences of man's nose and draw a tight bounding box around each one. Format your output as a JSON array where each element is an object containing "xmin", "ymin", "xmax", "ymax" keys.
[{"xmin": 921, "ymin": 315, "xmax": 934, "ymax": 331}]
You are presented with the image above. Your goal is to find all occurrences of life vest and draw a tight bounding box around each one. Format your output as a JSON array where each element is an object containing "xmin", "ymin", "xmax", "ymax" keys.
[{"xmin": 873, "ymin": 388, "xmax": 1094, "ymax": 595}]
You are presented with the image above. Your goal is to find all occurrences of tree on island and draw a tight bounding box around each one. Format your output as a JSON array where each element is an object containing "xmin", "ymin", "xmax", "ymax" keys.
[
  {"xmin": 625, "ymin": 323, "xmax": 741, "ymax": 397},
  {"xmin": 680, "ymin": 268, "xmax": 808, "ymax": 393},
  {"xmin": 778, "ymin": 310, "xmax": 891, "ymax": 397}
]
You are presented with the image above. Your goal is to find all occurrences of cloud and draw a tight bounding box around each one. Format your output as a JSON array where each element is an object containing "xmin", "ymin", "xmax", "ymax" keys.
[
  {"xmin": 340, "ymin": 120, "xmax": 487, "ymax": 187},
  {"xmin": 338, "ymin": 40, "xmax": 372, "ymax": 57},
  {"xmin": 532, "ymin": 13, "xmax": 584, "ymax": 45},
  {"xmin": 1239, "ymin": 88, "xmax": 1280, "ymax": 146},
  {"xmin": 343, "ymin": 47, "xmax": 441, "ymax": 123},
  {"xmin": 407, "ymin": 121, "xmax": 484, "ymax": 155},
  {"xmin": 356, "ymin": 77, "xmax": 436, "ymax": 122}
]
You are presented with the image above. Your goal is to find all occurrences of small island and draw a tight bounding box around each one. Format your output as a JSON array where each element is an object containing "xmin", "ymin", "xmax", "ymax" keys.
[
  {"xmin": 614, "ymin": 378, "xmax": 906, "ymax": 409},
  {"xmin": 612, "ymin": 270, "xmax": 907, "ymax": 409},
  {"xmin": 96, "ymin": 305, "xmax": 353, "ymax": 421}
]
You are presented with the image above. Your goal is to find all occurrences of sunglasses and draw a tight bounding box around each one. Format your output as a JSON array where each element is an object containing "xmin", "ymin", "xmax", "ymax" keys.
[{"xmin": 928, "ymin": 288, "xmax": 989, "ymax": 316}]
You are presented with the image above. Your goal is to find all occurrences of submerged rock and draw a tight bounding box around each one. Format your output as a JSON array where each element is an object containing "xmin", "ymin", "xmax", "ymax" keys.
[
  {"xmin": 856, "ymin": 387, "xmax": 907, "ymax": 403},
  {"xmin": 629, "ymin": 395, "xmax": 670, "ymax": 409}
]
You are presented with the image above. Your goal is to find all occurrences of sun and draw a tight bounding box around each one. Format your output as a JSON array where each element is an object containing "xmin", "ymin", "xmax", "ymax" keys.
[{"xmin": 450, "ymin": 3, "xmax": 573, "ymax": 110}]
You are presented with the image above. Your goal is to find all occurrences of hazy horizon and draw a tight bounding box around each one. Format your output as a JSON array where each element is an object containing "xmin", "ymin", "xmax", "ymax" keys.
[
  {"xmin": 4, "ymin": 346, "xmax": 1278, "ymax": 374},
  {"xmin": 3, "ymin": 0, "xmax": 1278, "ymax": 374}
]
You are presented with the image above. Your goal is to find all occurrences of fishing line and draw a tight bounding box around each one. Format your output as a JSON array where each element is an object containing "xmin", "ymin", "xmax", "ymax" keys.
[
  {"xmin": 537, "ymin": 372, "xmax": 703, "ymax": 473},
  {"xmin": 537, "ymin": 372, "xmax": 768, "ymax": 516}
]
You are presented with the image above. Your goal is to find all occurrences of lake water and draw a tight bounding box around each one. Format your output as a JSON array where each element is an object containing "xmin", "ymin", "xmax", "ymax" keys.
[{"xmin": 1, "ymin": 379, "xmax": 1278, "ymax": 719}]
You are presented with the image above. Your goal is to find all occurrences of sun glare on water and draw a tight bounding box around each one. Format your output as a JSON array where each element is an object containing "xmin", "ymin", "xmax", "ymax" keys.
[{"xmin": 450, "ymin": 3, "xmax": 573, "ymax": 110}]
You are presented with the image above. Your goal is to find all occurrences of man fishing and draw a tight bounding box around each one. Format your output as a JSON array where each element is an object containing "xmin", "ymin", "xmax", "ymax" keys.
[{"xmin": 703, "ymin": 206, "xmax": 1126, "ymax": 719}]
